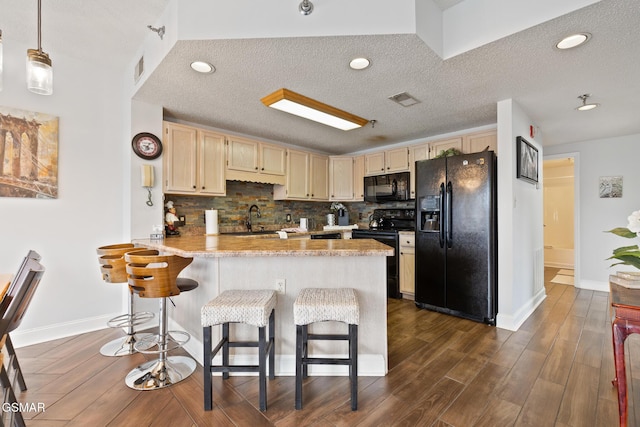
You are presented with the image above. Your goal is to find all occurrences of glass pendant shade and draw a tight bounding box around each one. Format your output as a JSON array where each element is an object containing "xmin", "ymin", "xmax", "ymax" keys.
[{"xmin": 27, "ymin": 48, "xmax": 53, "ymax": 95}]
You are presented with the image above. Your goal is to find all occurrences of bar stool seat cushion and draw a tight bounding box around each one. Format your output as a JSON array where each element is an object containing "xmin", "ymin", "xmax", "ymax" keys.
[
  {"xmin": 294, "ymin": 288, "xmax": 359, "ymax": 326},
  {"xmin": 202, "ymin": 290, "xmax": 277, "ymax": 328}
]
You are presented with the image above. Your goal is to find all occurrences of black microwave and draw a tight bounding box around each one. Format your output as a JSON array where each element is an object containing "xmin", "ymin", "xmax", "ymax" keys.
[{"xmin": 364, "ymin": 172, "xmax": 410, "ymax": 203}]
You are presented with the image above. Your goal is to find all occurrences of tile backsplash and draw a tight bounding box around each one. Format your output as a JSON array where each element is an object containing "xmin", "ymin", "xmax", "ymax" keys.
[{"xmin": 165, "ymin": 180, "xmax": 414, "ymax": 235}]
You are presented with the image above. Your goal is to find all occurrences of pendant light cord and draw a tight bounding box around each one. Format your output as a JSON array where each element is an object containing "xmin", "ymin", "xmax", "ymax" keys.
[{"xmin": 37, "ymin": 0, "xmax": 42, "ymax": 52}]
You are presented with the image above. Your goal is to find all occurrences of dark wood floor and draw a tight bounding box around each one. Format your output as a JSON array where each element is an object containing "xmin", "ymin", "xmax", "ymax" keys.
[{"xmin": 9, "ymin": 268, "xmax": 633, "ymax": 426}]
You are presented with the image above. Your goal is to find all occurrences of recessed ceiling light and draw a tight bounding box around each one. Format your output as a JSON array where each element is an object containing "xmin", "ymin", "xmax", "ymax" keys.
[
  {"xmin": 576, "ymin": 94, "xmax": 599, "ymax": 111},
  {"xmin": 556, "ymin": 33, "xmax": 591, "ymax": 49},
  {"xmin": 349, "ymin": 57, "xmax": 370, "ymax": 70},
  {"xmin": 190, "ymin": 61, "xmax": 215, "ymax": 73}
]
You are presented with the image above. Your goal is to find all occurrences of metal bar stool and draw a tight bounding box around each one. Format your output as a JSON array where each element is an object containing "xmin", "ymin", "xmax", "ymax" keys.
[
  {"xmin": 96, "ymin": 243, "xmax": 154, "ymax": 357},
  {"xmin": 202, "ymin": 290, "xmax": 277, "ymax": 411},
  {"xmin": 124, "ymin": 250, "xmax": 198, "ymax": 390},
  {"xmin": 293, "ymin": 288, "xmax": 359, "ymax": 411}
]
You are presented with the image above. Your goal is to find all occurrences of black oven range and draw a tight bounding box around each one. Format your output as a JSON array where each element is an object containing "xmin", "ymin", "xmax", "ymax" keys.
[{"xmin": 351, "ymin": 209, "xmax": 415, "ymax": 299}]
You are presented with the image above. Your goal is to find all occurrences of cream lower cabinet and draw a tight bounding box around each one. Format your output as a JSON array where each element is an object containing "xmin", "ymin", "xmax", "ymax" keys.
[
  {"xmin": 399, "ymin": 231, "xmax": 415, "ymax": 297},
  {"xmin": 163, "ymin": 122, "xmax": 225, "ymax": 195},
  {"xmin": 274, "ymin": 150, "xmax": 328, "ymax": 200}
]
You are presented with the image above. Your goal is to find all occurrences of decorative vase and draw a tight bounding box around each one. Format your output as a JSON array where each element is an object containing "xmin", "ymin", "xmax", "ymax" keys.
[
  {"xmin": 327, "ymin": 213, "xmax": 336, "ymax": 226},
  {"xmin": 338, "ymin": 209, "xmax": 349, "ymax": 226}
]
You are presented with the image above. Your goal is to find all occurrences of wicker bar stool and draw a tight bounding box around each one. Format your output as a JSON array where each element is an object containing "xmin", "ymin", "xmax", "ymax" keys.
[
  {"xmin": 96, "ymin": 243, "xmax": 154, "ymax": 357},
  {"xmin": 124, "ymin": 250, "xmax": 198, "ymax": 390},
  {"xmin": 293, "ymin": 288, "xmax": 359, "ymax": 411},
  {"xmin": 202, "ymin": 290, "xmax": 277, "ymax": 411}
]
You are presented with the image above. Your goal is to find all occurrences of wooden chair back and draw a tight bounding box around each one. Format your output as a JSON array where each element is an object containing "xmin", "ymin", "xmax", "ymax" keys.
[
  {"xmin": 97, "ymin": 243, "xmax": 137, "ymax": 283},
  {"xmin": 125, "ymin": 250, "xmax": 194, "ymax": 299},
  {"xmin": 0, "ymin": 250, "xmax": 41, "ymax": 315},
  {"xmin": 0, "ymin": 258, "xmax": 45, "ymax": 335}
]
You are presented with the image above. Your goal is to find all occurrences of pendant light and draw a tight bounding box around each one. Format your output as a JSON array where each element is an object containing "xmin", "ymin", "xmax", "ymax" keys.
[{"xmin": 26, "ymin": 0, "xmax": 53, "ymax": 95}]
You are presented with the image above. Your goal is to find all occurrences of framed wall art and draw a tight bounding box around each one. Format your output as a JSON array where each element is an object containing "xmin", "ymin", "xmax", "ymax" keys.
[
  {"xmin": 599, "ymin": 176, "xmax": 623, "ymax": 198},
  {"xmin": 0, "ymin": 106, "xmax": 59, "ymax": 199},
  {"xmin": 516, "ymin": 136, "xmax": 538, "ymax": 184}
]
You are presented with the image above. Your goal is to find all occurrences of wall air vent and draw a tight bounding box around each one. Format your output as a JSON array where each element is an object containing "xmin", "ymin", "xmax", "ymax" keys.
[
  {"xmin": 388, "ymin": 92, "xmax": 420, "ymax": 107},
  {"xmin": 134, "ymin": 55, "xmax": 144, "ymax": 83}
]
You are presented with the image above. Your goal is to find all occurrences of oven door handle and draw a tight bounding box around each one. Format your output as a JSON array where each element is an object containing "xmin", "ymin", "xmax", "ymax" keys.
[{"xmin": 439, "ymin": 182, "xmax": 445, "ymax": 248}]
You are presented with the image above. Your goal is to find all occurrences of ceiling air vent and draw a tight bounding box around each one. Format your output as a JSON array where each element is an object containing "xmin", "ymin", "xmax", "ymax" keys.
[
  {"xmin": 134, "ymin": 55, "xmax": 144, "ymax": 83},
  {"xmin": 388, "ymin": 92, "xmax": 420, "ymax": 107}
]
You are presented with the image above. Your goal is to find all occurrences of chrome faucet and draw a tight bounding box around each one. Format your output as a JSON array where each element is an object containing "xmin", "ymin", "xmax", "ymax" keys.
[{"xmin": 246, "ymin": 204, "xmax": 261, "ymax": 231}]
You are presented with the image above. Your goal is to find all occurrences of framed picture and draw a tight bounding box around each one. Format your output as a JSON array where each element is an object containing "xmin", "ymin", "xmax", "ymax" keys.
[
  {"xmin": 599, "ymin": 176, "xmax": 623, "ymax": 198},
  {"xmin": 516, "ymin": 136, "xmax": 538, "ymax": 184}
]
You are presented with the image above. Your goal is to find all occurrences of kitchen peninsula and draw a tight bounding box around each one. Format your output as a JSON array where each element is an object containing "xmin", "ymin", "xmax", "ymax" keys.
[{"xmin": 133, "ymin": 234, "xmax": 394, "ymax": 376}]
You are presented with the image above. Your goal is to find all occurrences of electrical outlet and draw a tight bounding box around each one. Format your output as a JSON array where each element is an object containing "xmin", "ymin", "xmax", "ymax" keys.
[{"xmin": 275, "ymin": 279, "xmax": 286, "ymax": 294}]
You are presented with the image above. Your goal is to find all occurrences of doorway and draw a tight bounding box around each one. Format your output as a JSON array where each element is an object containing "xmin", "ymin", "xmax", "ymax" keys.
[{"xmin": 543, "ymin": 154, "xmax": 579, "ymax": 286}]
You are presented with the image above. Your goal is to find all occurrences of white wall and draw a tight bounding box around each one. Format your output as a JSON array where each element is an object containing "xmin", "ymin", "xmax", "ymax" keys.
[
  {"xmin": 496, "ymin": 99, "xmax": 545, "ymax": 330},
  {"xmin": 0, "ymin": 40, "xmax": 129, "ymax": 345},
  {"xmin": 545, "ymin": 133, "xmax": 640, "ymax": 291}
]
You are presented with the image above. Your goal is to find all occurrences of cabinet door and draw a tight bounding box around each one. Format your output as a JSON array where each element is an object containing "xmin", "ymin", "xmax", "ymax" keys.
[
  {"xmin": 310, "ymin": 154, "xmax": 329, "ymax": 200},
  {"xmin": 286, "ymin": 150, "xmax": 309, "ymax": 199},
  {"xmin": 227, "ymin": 137, "xmax": 259, "ymax": 172},
  {"xmin": 260, "ymin": 143, "xmax": 286, "ymax": 175},
  {"xmin": 399, "ymin": 233, "xmax": 415, "ymax": 295},
  {"xmin": 385, "ymin": 147, "xmax": 410, "ymax": 172},
  {"xmin": 164, "ymin": 123, "xmax": 197, "ymax": 193},
  {"xmin": 330, "ymin": 156, "xmax": 354, "ymax": 200},
  {"xmin": 409, "ymin": 144, "xmax": 429, "ymax": 199},
  {"xmin": 429, "ymin": 137, "xmax": 463, "ymax": 159},
  {"xmin": 353, "ymin": 155, "xmax": 365, "ymax": 201},
  {"xmin": 365, "ymin": 152, "xmax": 385, "ymax": 175},
  {"xmin": 463, "ymin": 130, "xmax": 497, "ymax": 154},
  {"xmin": 199, "ymin": 130, "xmax": 226, "ymax": 195}
]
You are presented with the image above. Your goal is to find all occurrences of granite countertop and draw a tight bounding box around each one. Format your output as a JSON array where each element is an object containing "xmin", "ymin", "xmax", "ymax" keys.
[{"xmin": 132, "ymin": 234, "xmax": 394, "ymax": 258}]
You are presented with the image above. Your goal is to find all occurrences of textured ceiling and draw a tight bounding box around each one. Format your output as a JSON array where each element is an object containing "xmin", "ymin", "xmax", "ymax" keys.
[
  {"xmin": 134, "ymin": 0, "xmax": 640, "ymax": 154},
  {"xmin": 1, "ymin": 0, "xmax": 638, "ymax": 156}
]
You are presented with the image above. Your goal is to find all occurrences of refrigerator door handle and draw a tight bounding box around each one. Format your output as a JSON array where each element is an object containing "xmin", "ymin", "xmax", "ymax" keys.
[
  {"xmin": 446, "ymin": 181, "xmax": 453, "ymax": 248},
  {"xmin": 439, "ymin": 182, "xmax": 445, "ymax": 248}
]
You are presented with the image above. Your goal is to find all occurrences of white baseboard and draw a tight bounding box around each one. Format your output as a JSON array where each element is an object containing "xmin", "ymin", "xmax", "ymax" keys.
[
  {"xmin": 577, "ymin": 279, "xmax": 609, "ymax": 292},
  {"xmin": 496, "ymin": 287, "xmax": 547, "ymax": 331},
  {"xmin": 171, "ymin": 318, "xmax": 387, "ymax": 376},
  {"xmin": 11, "ymin": 313, "xmax": 120, "ymax": 348}
]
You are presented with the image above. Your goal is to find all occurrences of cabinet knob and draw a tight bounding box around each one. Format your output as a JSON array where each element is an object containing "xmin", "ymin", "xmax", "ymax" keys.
[
  {"xmin": 255, "ymin": 167, "xmax": 259, "ymax": 170},
  {"xmin": 261, "ymin": 167, "xmax": 264, "ymax": 171},
  {"xmin": 192, "ymin": 185, "xmax": 196, "ymax": 189},
  {"xmin": 202, "ymin": 186, "xmax": 205, "ymax": 189}
]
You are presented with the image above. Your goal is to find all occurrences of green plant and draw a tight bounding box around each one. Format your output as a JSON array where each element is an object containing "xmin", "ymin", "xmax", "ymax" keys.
[
  {"xmin": 434, "ymin": 148, "xmax": 462, "ymax": 158},
  {"xmin": 606, "ymin": 210, "xmax": 640, "ymax": 269}
]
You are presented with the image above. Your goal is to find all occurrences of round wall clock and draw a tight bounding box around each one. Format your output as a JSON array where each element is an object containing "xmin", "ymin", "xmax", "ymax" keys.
[{"xmin": 131, "ymin": 132, "xmax": 163, "ymax": 160}]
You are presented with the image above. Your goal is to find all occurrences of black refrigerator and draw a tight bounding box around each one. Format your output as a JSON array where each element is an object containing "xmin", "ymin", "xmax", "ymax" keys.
[{"xmin": 414, "ymin": 151, "xmax": 497, "ymax": 325}]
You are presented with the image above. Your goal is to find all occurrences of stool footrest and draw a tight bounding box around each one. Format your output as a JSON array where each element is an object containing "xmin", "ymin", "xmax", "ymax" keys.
[
  {"xmin": 302, "ymin": 357, "xmax": 352, "ymax": 365},
  {"xmin": 307, "ymin": 333, "xmax": 350, "ymax": 341},
  {"xmin": 210, "ymin": 365, "xmax": 261, "ymax": 373},
  {"xmin": 107, "ymin": 311, "xmax": 155, "ymax": 329}
]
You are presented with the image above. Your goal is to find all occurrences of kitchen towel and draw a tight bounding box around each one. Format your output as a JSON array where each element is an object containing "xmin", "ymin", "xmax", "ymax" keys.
[{"xmin": 205, "ymin": 209, "xmax": 219, "ymax": 235}]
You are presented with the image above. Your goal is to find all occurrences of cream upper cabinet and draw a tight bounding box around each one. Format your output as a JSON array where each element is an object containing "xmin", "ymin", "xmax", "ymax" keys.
[
  {"xmin": 226, "ymin": 136, "xmax": 286, "ymax": 185},
  {"xmin": 281, "ymin": 149, "xmax": 309, "ymax": 199},
  {"xmin": 329, "ymin": 156, "xmax": 355, "ymax": 201},
  {"xmin": 226, "ymin": 136, "xmax": 258, "ymax": 172},
  {"xmin": 274, "ymin": 149, "xmax": 328, "ymax": 200},
  {"xmin": 310, "ymin": 154, "xmax": 329, "ymax": 200},
  {"xmin": 260, "ymin": 142, "xmax": 286, "ymax": 175},
  {"xmin": 364, "ymin": 152, "xmax": 385, "ymax": 175},
  {"xmin": 409, "ymin": 144, "xmax": 429, "ymax": 199},
  {"xmin": 429, "ymin": 137, "xmax": 463, "ymax": 159},
  {"xmin": 163, "ymin": 122, "xmax": 226, "ymax": 196},
  {"xmin": 365, "ymin": 147, "xmax": 410, "ymax": 176},
  {"xmin": 399, "ymin": 231, "xmax": 416, "ymax": 296},
  {"xmin": 353, "ymin": 155, "xmax": 365, "ymax": 201},
  {"xmin": 385, "ymin": 147, "xmax": 410, "ymax": 172},
  {"xmin": 463, "ymin": 130, "xmax": 497, "ymax": 154},
  {"xmin": 198, "ymin": 130, "xmax": 226, "ymax": 195}
]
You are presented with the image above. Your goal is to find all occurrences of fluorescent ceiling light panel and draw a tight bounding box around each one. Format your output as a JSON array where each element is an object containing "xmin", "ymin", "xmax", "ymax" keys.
[{"xmin": 261, "ymin": 88, "xmax": 368, "ymax": 131}]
